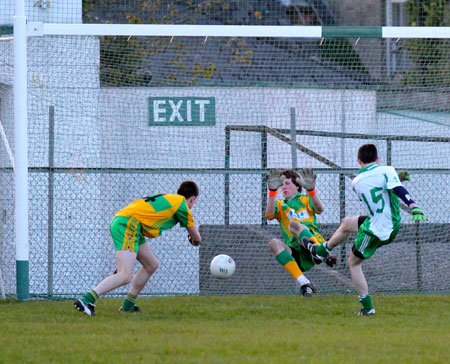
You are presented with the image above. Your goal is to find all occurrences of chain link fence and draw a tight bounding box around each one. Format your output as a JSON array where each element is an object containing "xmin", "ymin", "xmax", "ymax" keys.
[{"xmin": 1, "ymin": 156, "xmax": 449, "ymax": 298}]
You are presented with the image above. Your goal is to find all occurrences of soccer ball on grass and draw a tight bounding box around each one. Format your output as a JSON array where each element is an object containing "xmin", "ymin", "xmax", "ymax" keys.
[{"xmin": 210, "ymin": 254, "xmax": 236, "ymax": 279}]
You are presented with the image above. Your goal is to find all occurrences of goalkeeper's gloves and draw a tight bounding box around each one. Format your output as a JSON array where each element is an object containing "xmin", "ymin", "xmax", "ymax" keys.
[
  {"xmin": 398, "ymin": 170, "xmax": 411, "ymax": 182},
  {"xmin": 296, "ymin": 168, "xmax": 317, "ymax": 192},
  {"xmin": 411, "ymin": 207, "xmax": 427, "ymax": 221},
  {"xmin": 325, "ymin": 255, "xmax": 337, "ymax": 268},
  {"xmin": 266, "ymin": 170, "xmax": 286, "ymax": 191}
]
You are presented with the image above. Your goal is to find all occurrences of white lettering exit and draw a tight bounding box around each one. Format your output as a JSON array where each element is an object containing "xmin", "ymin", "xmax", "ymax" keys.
[{"xmin": 150, "ymin": 97, "xmax": 215, "ymax": 125}]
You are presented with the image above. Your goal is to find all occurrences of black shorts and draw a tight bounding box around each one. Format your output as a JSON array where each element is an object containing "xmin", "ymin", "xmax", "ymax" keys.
[
  {"xmin": 352, "ymin": 215, "xmax": 369, "ymax": 260},
  {"xmin": 358, "ymin": 215, "xmax": 368, "ymax": 228},
  {"xmin": 290, "ymin": 246, "xmax": 306, "ymax": 271}
]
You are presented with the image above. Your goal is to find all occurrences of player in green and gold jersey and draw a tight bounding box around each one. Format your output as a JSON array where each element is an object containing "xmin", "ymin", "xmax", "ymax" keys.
[
  {"xmin": 74, "ymin": 180, "xmax": 201, "ymax": 316},
  {"xmin": 265, "ymin": 169, "xmax": 336, "ymax": 298}
]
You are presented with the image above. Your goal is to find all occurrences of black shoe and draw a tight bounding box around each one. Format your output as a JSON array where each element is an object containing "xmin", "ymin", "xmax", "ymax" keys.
[
  {"xmin": 325, "ymin": 255, "xmax": 337, "ymax": 267},
  {"xmin": 356, "ymin": 308, "xmax": 375, "ymax": 316},
  {"xmin": 119, "ymin": 305, "xmax": 141, "ymax": 313},
  {"xmin": 300, "ymin": 237, "xmax": 314, "ymax": 250},
  {"xmin": 74, "ymin": 298, "xmax": 95, "ymax": 316},
  {"xmin": 300, "ymin": 283, "xmax": 315, "ymax": 298}
]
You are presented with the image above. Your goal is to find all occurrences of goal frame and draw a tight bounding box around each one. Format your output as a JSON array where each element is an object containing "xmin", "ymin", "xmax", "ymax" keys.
[{"xmin": 11, "ymin": 18, "xmax": 450, "ymax": 299}]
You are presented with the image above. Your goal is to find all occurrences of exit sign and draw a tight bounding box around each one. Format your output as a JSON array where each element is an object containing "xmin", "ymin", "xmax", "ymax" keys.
[{"xmin": 149, "ymin": 97, "xmax": 215, "ymax": 126}]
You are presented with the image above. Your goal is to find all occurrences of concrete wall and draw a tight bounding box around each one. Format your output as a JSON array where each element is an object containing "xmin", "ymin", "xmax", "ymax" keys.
[
  {"xmin": 199, "ymin": 223, "xmax": 450, "ymax": 295},
  {"xmin": 99, "ymin": 86, "xmax": 450, "ymax": 227}
]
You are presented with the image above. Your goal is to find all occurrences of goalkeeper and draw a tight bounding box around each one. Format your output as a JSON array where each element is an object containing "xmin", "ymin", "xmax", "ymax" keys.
[
  {"xmin": 74, "ymin": 180, "xmax": 202, "ymax": 316},
  {"xmin": 265, "ymin": 168, "xmax": 336, "ymax": 298},
  {"xmin": 303, "ymin": 144, "xmax": 427, "ymax": 315}
]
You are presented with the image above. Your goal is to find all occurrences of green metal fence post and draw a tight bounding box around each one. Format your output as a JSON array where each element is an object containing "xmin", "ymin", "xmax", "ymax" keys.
[
  {"xmin": 415, "ymin": 222, "xmax": 423, "ymax": 292},
  {"xmin": 48, "ymin": 106, "xmax": 55, "ymax": 297},
  {"xmin": 224, "ymin": 127, "xmax": 230, "ymax": 225},
  {"xmin": 261, "ymin": 128, "xmax": 267, "ymax": 225},
  {"xmin": 339, "ymin": 174, "xmax": 346, "ymax": 263}
]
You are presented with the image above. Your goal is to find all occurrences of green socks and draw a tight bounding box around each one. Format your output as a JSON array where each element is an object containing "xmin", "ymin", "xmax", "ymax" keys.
[
  {"xmin": 315, "ymin": 242, "xmax": 330, "ymax": 258},
  {"xmin": 299, "ymin": 228, "xmax": 314, "ymax": 241},
  {"xmin": 275, "ymin": 250, "xmax": 294, "ymax": 266},
  {"xmin": 82, "ymin": 290, "xmax": 98, "ymax": 305},
  {"xmin": 275, "ymin": 250, "xmax": 303, "ymax": 279},
  {"xmin": 122, "ymin": 293, "xmax": 138, "ymax": 311},
  {"xmin": 359, "ymin": 294, "xmax": 374, "ymax": 312},
  {"xmin": 82, "ymin": 291, "xmax": 138, "ymax": 311}
]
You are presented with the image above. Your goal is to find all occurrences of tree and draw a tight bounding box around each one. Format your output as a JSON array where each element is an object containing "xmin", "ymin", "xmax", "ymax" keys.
[{"xmin": 402, "ymin": 0, "xmax": 450, "ymax": 87}]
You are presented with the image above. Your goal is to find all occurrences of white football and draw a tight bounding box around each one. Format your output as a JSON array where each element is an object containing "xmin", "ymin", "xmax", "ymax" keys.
[{"xmin": 210, "ymin": 254, "xmax": 236, "ymax": 279}]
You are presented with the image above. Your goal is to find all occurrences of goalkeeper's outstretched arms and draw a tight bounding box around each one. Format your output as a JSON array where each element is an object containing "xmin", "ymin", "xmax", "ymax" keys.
[
  {"xmin": 265, "ymin": 170, "xmax": 285, "ymax": 218},
  {"xmin": 296, "ymin": 168, "xmax": 324, "ymax": 214}
]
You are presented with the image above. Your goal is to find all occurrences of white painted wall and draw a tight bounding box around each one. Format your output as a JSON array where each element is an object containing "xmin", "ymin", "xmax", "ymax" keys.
[{"xmin": 100, "ymin": 87, "xmax": 449, "ymax": 227}]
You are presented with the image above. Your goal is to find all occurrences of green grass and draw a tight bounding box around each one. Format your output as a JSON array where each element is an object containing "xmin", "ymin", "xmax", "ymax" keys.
[{"xmin": 1, "ymin": 295, "xmax": 449, "ymax": 364}]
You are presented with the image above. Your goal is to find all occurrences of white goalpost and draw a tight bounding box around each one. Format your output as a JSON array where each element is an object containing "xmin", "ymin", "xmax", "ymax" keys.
[{"xmin": 13, "ymin": 0, "xmax": 29, "ymax": 300}]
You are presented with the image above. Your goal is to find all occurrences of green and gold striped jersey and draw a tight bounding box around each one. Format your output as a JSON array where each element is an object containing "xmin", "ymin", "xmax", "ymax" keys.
[
  {"xmin": 266, "ymin": 193, "xmax": 324, "ymax": 247},
  {"xmin": 116, "ymin": 194, "xmax": 195, "ymax": 238}
]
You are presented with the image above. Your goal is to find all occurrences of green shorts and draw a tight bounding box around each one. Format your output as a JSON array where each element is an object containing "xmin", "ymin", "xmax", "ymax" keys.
[
  {"xmin": 288, "ymin": 229, "xmax": 325, "ymax": 272},
  {"xmin": 291, "ymin": 244, "xmax": 315, "ymax": 272},
  {"xmin": 353, "ymin": 218, "xmax": 400, "ymax": 259},
  {"xmin": 110, "ymin": 216, "xmax": 146, "ymax": 252}
]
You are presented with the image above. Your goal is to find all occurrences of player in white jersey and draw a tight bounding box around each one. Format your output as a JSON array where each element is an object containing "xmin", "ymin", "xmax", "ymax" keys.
[
  {"xmin": 302, "ymin": 144, "xmax": 427, "ymax": 315},
  {"xmin": 352, "ymin": 163, "xmax": 402, "ymax": 241}
]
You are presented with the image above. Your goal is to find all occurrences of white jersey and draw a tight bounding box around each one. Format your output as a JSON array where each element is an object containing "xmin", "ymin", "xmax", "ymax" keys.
[{"xmin": 352, "ymin": 164, "xmax": 402, "ymax": 240}]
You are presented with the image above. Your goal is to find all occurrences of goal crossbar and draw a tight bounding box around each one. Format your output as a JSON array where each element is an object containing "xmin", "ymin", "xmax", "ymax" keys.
[{"xmin": 26, "ymin": 23, "xmax": 450, "ymax": 39}]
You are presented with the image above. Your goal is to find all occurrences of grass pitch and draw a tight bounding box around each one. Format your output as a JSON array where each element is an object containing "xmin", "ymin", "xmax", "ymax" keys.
[{"xmin": 0, "ymin": 294, "xmax": 448, "ymax": 364}]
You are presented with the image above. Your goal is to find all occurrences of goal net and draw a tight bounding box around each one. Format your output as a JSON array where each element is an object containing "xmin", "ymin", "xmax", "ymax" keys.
[
  {"xmin": 0, "ymin": 34, "xmax": 14, "ymax": 299},
  {"xmin": 0, "ymin": 25, "xmax": 449, "ymax": 298}
]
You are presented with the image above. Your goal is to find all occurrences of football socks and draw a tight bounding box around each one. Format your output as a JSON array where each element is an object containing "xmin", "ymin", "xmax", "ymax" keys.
[
  {"xmin": 82, "ymin": 290, "xmax": 98, "ymax": 305},
  {"xmin": 122, "ymin": 293, "xmax": 138, "ymax": 312},
  {"xmin": 298, "ymin": 228, "xmax": 313, "ymax": 241},
  {"xmin": 314, "ymin": 241, "xmax": 330, "ymax": 258},
  {"xmin": 275, "ymin": 250, "xmax": 303, "ymax": 279},
  {"xmin": 359, "ymin": 294, "xmax": 374, "ymax": 312}
]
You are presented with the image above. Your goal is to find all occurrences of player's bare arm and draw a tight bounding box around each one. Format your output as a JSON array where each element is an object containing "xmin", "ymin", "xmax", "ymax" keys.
[
  {"xmin": 309, "ymin": 194, "xmax": 324, "ymax": 214},
  {"xmin": 187, "ymin": 226, "xmax": 201, "ymax": 246},
  {"xmin": 265, "ymin": 193, "xmax": 277, "ymax": 217}
]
